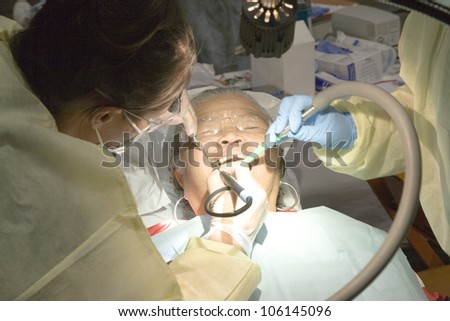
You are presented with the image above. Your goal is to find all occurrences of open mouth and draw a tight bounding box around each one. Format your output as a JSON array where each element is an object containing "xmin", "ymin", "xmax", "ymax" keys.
[{"xmin": 210, "ymin": 155, "xmax": 256, "ymax": 170}]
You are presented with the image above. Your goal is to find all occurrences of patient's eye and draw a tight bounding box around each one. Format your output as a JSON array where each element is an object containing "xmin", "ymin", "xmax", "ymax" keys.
[
  {"xmin": 235, "ymin": 114, "xmax": 267, "ymax": 131},
  {"xmin": 197, "ymin": 114, "xmax": 221, "ymax": 136}
]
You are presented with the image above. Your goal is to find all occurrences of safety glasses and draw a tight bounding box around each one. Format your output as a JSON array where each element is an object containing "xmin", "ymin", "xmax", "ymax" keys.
[
  {"xmin": 196, "ymin": 112, "xmax": 269, "ymax": 138},
  {"xmin": 123, "ymin": 94, "xmax": 183, "ymax": 135}
]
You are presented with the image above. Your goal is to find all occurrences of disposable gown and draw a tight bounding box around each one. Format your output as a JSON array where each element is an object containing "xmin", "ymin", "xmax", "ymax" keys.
[
  {"xmin": 314, "ymin": 12, "xmax": 450, "ymax": 255},
  {"xmin": 0, "ymin": 17, "xmax": 260, "ymax": 300}
]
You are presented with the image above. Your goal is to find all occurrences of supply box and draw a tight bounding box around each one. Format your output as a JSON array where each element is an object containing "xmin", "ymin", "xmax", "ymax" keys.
[
  {"xmin": 331, "ymin": 5, "xmax": 401, "ymax": 46},
  {"xmin": 315, "ymin": 38, "xmax": 384, "ymax": 83}
]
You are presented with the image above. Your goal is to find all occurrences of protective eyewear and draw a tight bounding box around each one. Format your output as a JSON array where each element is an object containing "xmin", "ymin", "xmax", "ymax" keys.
[
  {"xmin": 122, "ymin": 94, "xmax": 183, "ymax": 135},
  {"xmin": 196, "ymin": 112, "xmax": 268, "ymax": 138}
]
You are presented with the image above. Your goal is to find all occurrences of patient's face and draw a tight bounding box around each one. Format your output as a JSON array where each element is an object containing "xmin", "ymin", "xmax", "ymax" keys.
[{"xmin": 176, "ymin": 93, "xmax": 281, "ymax": 214}]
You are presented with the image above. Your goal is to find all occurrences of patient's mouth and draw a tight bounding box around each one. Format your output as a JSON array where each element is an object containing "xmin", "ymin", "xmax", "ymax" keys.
[{"xmin": 211, "ymin": 155, "xmax": 244, "ymax": 168}]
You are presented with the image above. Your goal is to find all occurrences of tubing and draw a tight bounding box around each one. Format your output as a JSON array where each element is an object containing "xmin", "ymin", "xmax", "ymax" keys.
[{"xmin": 312, "ymin": 82, "xmax": 422, "ymax": 300}]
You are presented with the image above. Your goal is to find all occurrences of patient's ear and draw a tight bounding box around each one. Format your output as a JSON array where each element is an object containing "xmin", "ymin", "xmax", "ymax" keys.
[{"xmin": 174, "ymin": 169, "xmax": 184, "ymax": 188}]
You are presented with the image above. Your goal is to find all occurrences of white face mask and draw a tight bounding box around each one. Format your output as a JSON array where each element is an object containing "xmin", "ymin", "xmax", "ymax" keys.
[{"xmin": 94, "ymin": 127, "xmax": 127, "ymax": 155}]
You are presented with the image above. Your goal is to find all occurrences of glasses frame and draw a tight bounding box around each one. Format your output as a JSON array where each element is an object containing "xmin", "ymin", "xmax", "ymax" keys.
[
  {"xmin": 196, "ymin": 112, "xmax": 269, "ymax": 138},
  {"xmin": 122, "ymin": 93, "xmax": 183, "ymax": 134}
]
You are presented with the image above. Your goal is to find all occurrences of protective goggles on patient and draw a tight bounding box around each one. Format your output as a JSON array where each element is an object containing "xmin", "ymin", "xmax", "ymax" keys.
[{"xmin": 196, "ymin": 112, "xmax": 269, "ymax": 138}]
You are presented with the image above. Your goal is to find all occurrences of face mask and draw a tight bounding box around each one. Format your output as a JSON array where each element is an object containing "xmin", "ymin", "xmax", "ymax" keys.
[{"xmin": 94, "ymin": 127, "xmax": 127, "ymax": 155}]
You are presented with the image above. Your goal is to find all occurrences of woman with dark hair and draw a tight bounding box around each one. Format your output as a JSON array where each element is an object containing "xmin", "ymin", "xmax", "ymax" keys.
[{"xmin": 0, "ymin": 0, "xmax": 261, "ymax": 300}]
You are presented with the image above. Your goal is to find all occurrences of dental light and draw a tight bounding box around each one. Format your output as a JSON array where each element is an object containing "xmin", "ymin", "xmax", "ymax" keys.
[{"xmin": 240, "ymin": 0, "xmax": 298, "ymax": 58}]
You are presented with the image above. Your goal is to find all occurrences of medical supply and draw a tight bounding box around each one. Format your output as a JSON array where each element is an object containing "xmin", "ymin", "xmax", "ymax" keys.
[
  {"xmin": 315, "ymin": 38, "xmax": 384, "ymax": 83},
  {"xmin": 331, "ymin": 5, "xmax": 401, "ymax": 46},
  {"xmin": 315, "ymin": 71, "xmax": 346, "ymax": 92},
  {"xmin": 316, "ymin": 39, "xmax": 353, "ymax": 55},
  {"xmin": 335, "ymin": 31, "xmax": 398, "ymax": 74}
]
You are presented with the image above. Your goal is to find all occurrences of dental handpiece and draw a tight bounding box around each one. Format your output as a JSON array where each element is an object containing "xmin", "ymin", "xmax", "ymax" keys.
[
  {"xmin": 242, "ymin": 105, "xmax": 320, "ymax": 164},
  {"xmin": 204, "ymin": 167, "xmax": 253, "ymax": 217},
  {"xmin": 219, "ymin": 169, "xmax": 251, "ymax": 203}
]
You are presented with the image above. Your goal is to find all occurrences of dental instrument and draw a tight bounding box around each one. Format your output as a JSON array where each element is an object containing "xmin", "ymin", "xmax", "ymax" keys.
[{"xmin": 204, "ymin": 167, "xmax": 253, "ymax": 217}]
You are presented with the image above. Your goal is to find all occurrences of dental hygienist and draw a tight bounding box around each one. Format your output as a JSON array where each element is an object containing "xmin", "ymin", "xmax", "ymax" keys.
[
  {"xmin": 0, "ymin": 0, "xmax": 262, "ymax": 300},
  {"xmin": 268, "ymin": 7, "xmax": 450, "ymax": 256}
]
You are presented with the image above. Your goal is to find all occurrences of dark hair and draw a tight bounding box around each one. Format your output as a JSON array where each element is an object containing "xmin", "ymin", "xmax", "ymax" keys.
[{"xmin": 10, "ymin": 0, "xmax": 196, "ymax": 115}]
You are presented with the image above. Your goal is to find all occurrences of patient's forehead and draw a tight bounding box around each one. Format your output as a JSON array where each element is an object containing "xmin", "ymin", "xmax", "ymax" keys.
[{"xmin": 194, "ymin": 93, "xmax": 262, "ymax": 117}]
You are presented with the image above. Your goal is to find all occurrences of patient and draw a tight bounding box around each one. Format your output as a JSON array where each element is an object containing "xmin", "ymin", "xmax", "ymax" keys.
[
  {"xmin": 153, "ymin": 87, "xmax": 427, "ymax": 300},
  {"xmin": 172, "ymin": 87, "xmax": 285, "ymax": 215}
]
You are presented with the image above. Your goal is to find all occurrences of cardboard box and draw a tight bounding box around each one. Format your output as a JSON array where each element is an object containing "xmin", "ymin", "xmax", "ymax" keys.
[
  {"xmin": 315, "ymin": 71, "xmax": 347, "ymax": 92},
  {"xmin": 250, "ymin": 21, "xmax": 315, "ymax": 96},
  {"xmin": 315, "ymin": 42, "xmax": 383, "ymax": 83}
]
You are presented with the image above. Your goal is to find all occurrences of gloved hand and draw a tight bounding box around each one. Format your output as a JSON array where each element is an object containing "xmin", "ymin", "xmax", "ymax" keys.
[
  {"xmin": 204, "ymin": 163, "xmax": 268, "ymax": 256},
  {"xmin": 267, "ymin": 95, "xmax": 357, "ymax": 149}
]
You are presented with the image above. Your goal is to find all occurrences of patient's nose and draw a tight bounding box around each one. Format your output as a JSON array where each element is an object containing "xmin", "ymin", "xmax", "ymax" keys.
[{"xmin": 218, "ymin": 127, "xmax": 244, "ymax": 146}]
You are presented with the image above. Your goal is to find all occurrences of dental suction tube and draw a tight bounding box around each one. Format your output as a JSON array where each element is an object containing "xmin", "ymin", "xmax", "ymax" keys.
[{"xmin": 313, "ymin": 82, "xmax": 422, "ymax": 300}]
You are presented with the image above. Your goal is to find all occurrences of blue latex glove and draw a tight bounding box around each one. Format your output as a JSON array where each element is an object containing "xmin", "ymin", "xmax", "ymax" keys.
[{"xmin": 267, "ymin": 95, "xmax": 357, "ymax": 149}]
